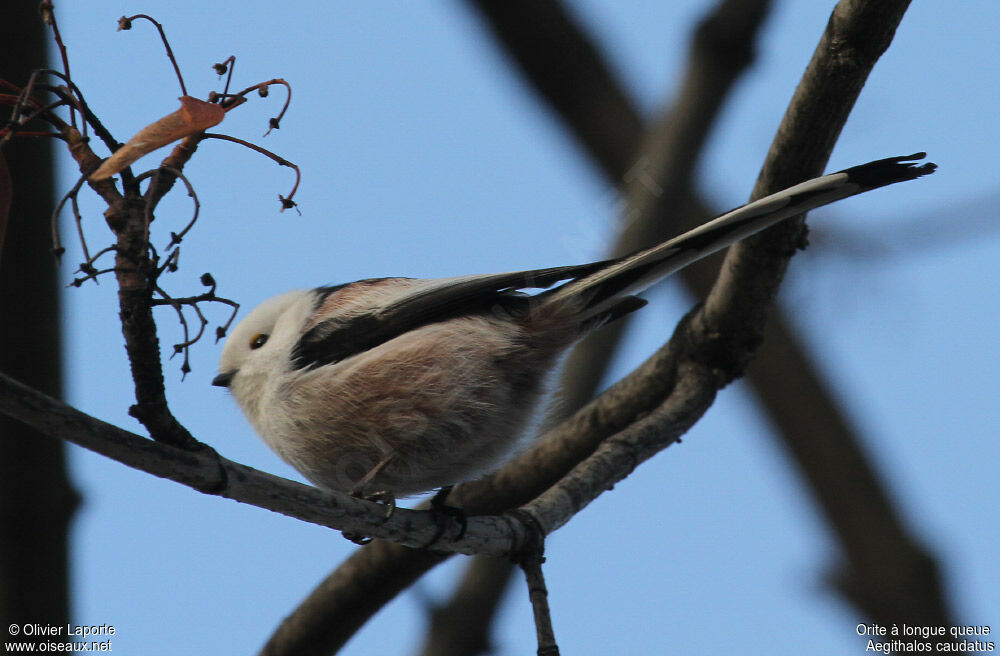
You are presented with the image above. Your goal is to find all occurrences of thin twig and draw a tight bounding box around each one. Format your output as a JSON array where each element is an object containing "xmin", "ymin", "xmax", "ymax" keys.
[
  {"xmin": 152, "ymin": 248, "xmax": 178, "ymax": 278},
  {"xmin": 39, "ymin": 1, "xmax": 78, "ymax": 129},
  {"xmin": 0, "ymin": 130, "xmax": 65, "ymax": 141},
  {"xmin": 200, "ymin": 132, "xmax": 300, "ymax": 210},
  {"xmin": 520, "ymin": 554, "xmax": 559, "ymax": 656},
  {"xmin": 75, "ymin": 246, "xmax": 118, "ymax": 282},
  {"xmin": 150, "ymin": 278, "xmax": 240, "ymax": 349},
  {"xmin": 51, "ymin": 171, "xmax": 91, "ymax": 261},
  {"xmin": 21, "ymin": 70, "xmax": 90, "ymax": 141},
  {"xmin": 222, "ymin": 78, "xmax": 292, "ymax": 137},
  {"xmin": 35, "ymin": 77, "xmax": 120, "ymax": 155},
  {"xmin": 12, "ymin": 97, "xmax": 72, "ymax": 127},
  {"xmin": 156, "ymin": 166, "xmax": 199, "ymax": 248},
  {"xmin": 0, "ymin": 93, "xmax": 69, "ymax": 149},
  {"xmin": 213, "ymin": 56, "xmax": 236, "ymax": 99},
  {"xmin": 70, "ymin": 187, "xmax": 90, "ymax": 263},
  {"xmin": 119, "ymin": 14, "xmax": 188, "ymax": 97},
  {"xmin": 133, "ymin": 165, "xmax": 199, "ymax": 251},
  {"xmin": 70, "ymin": 267, "xmax": 117, "ymax": 288},
  {"xmin": 152, "ymin": 285, "xmax": 199, "ymax": 377},
  {"xmin": 511, "ymin": 512, "xmax": 559, "ymax": 656}
]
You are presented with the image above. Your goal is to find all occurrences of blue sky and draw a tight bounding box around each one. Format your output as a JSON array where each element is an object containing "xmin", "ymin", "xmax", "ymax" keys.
[{"xmin": 49, "ymin": 1, "xmax": 998, "ymax": 654}]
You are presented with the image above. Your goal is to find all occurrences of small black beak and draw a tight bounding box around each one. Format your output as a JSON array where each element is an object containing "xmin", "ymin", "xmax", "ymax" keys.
[{"xmin": 212, "ymin": 372, "xmax": 235, "ymax": 388}]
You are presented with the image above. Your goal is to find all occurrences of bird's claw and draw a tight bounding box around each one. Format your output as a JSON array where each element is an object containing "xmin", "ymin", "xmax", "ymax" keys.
[{"xmin": 340, "ymin": 490, "xmax": 396, "ymax": 545}]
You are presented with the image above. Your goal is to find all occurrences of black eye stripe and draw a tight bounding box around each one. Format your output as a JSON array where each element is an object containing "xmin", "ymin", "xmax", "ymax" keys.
[{"xmin": 250, "ymin": 334, "xmax": 269, "ymax": 349}]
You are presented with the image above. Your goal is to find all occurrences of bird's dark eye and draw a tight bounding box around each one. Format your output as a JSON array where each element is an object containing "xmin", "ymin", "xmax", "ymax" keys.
[{"xmin": 249, "ymin": 333, "xmax": 269, "ymax": 350}]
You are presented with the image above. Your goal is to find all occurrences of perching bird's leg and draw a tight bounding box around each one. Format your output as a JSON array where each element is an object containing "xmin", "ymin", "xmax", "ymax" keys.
[
  {"xmin": 341, "ymin": 453, "xmax": 398, "ymax": 545},
  {"xmin": 348, "ymin": 452, "xmax": 398, "ymax": 519},
  {"xmin": 426, "ymin": 485, "xmax": 467, "ymax": 544}
]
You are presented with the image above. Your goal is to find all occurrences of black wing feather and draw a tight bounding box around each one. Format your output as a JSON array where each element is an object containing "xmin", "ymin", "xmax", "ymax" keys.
[{"xmin": 290, "ymin": 260, "xmax": 618, "ymax": 370}]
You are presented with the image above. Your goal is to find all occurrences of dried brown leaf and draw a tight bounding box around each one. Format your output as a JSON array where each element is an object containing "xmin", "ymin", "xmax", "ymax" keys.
[{"xmin": 90, "ymin": 96, "xmax": 224, "ymax": 181}]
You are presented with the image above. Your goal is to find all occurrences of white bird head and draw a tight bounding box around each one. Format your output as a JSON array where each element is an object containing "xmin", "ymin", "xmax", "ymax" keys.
[{"xmin": 213, "ymin": 290, "xmax": 313, "ymax": 417}]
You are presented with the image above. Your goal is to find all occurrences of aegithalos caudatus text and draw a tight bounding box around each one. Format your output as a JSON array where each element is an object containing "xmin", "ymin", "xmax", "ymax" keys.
[{"xmin": 213, "ymin": 153, "xmax": 935, "ymax": 499}]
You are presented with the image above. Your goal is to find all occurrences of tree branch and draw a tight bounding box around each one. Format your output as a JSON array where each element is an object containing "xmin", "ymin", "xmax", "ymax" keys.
[
  {"xmin": 0, "ymin": 371, "xmax": 547, "ymax": 557},
  {"xmin": 415, "ymin": 556, "xmax": 515, "ymax": 656},
  {"xmin": 257, "ymin": 2, "xmax": 931, "ymax": 653},
  {"xmin": 714, "ymin": 0, "xmax": 955, "ymax": 628},
  {"xmin": 462, "ymin": 0, "xmax": 642, "ymax": 182},
  {"xmin": 471, "ymin": 0, "xmax": 955, "ymax": 634},
  {"xmin": 418, "ymin": 2, "xmax": 772, "ymax": 648},
  {"xmin": 555, "ymin": 0, "xmax": 771, "ymax": 420}
]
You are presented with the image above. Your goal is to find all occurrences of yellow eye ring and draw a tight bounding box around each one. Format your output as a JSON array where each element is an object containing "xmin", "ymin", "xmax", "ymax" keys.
[{"xmin": 249, "ymin": 333, "xmax": 269, "ymax": 350}]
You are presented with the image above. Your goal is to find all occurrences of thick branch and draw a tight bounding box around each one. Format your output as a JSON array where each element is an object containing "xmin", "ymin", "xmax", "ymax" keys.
[
  {"xmin": 416, "ymin": 3, "xmax": 771, "ymax": 649},
  {"xmin": 0, "ymin": 372, "xmax": 542, "ymax": 556},
  {"xmin": 462, "ymin": 0, "xmax": 642, "ymax": 182},
  {"xmin": 262, "ymin": 543, "xmax": 446, "ymax": 656},
  {"xmin": 260, "ymin": 2, "xmax": 932, "ymax": 654},
  {"xmin": 415, "ymin": 556, "xmax": 515, "ymax": 656},
  {"xmin": 556, "ymin": 0, "xmax": 771, "ymax": 419},
  {"xmin": 708, "ymin": 0, "xmax": 955, "ymax": 627},
  {"xmin": 259, "ymin": 308, "xmax": 689, "ymax": 655},
  {"xmin": 107, "ymin": 194, "xmax": 197, "ymax": 447}
]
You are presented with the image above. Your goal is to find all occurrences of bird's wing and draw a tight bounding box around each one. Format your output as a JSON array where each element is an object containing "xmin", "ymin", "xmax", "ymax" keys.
[{"xmin": 289, "ymin": 260, "xmax": 615, "ymax": 369}]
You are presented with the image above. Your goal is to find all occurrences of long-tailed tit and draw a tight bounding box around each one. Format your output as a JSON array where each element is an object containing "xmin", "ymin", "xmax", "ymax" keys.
[{"xmin": 213, "ymin": 153, "xmax": 934, "ymax": 500}]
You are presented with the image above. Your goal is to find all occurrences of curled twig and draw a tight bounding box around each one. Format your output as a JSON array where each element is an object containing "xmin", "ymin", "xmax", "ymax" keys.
[
  {"xmin": 213, "ymin": 56, "xmax": 237, "ymax": 100},
  {"xmin": 201, "ymin": 132, "xmax": 300, "ymax": 212},
  {"xmin": 74, "ymin": 245, "xmax": 119, "ymax": 286},
  {"xmin": 118, "ymin": 14, "xmax": 188, "ymax": 97},
  {"xmin": 150, "ymin": 274, "xmax": 240, "ymax": 375},
  {"xmin": 51, "ymin": 170, "xmax": 92, "ymax": 262},
  {"xmin": 69, "ymin": 267, "xmax": 117, "ymax": 288},
  {"xmin": 153, "ymin": 167, "xmax": 199, "ymax": 248},
  {"xmin": 135, "ymin": 166, "xmax": 200, "ymax": 249},
  {"xmin": 153, "ymin": 284, "xmax": 198, "ymax": 377},
  {"xmin": 70, "ymin": 187, "xmax": 90, "ymax": 263},
  {"xmin": 154, "ymin": 248, "xmax": 179, "ymax": 278},
  {"xmin": 220, "ymin": 78, "xmax": 292, "ymax": 136}
]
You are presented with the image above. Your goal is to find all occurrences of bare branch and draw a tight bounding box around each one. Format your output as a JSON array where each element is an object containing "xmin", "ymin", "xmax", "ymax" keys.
[
  {"xmin": 462, "ymin": 0, "xmax": 642, "ymax": 181},
  {"xmin": 472, "ymin": 0, "xmax": 956, "ymax": 635},
  {"xmin": 50, "ymin": 169, "xmax": 91, "ymax": 262},
  {"xmin": 0, "ymin": 371, "xmax": 535, "ymax": 556},
  {"xmin": 415, "ymin": 557, "xmax": 515, "ymax": 656},
  {"xmin": 259, "ymin": 1, "xmax": 931, "ymax": 652},
  {"xmin": 519, "ymin": 549, "xmax": 559, "ymax": 656},
  {"xmin": 38, "ymin": 1, "xmax": 77, "ymax": 129},
  {"xmin": 556, "ymin": 0, "xmax": 772, "ymax": 420}
]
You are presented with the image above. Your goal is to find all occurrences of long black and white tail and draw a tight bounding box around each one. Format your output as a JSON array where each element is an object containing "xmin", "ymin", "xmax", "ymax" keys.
[{"xmin": 544, "ymin": 153, "xmax": 936, "ymax": 318}]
